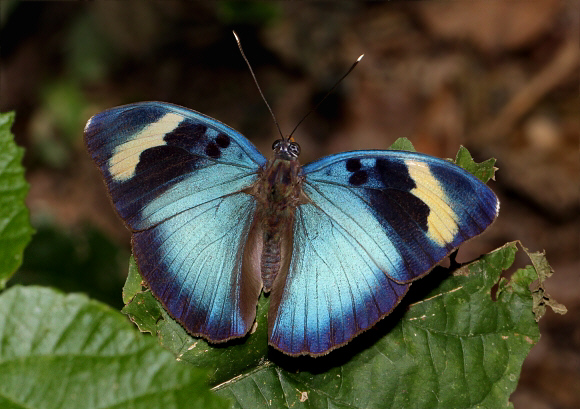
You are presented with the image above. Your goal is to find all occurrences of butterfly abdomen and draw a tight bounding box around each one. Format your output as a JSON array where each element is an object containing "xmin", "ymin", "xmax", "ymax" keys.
[{"xmin": 261, "ymin": 233, "xmax": 282, "ymax": 290}]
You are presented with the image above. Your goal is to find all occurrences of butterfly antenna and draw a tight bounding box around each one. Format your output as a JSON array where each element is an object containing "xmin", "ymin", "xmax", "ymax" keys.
[
  {"xmin": 288, "ymin": 54, "xmax": 364, "ymax": 138},
  {"xmin": 233, "ymin": 31, "xmax": 285, "ymax": 140}
]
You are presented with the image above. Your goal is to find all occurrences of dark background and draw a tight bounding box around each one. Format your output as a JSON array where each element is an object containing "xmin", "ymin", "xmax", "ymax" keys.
[{"xmin": 1, "ymin": 1, "xmax": 578, "ymax": 408}]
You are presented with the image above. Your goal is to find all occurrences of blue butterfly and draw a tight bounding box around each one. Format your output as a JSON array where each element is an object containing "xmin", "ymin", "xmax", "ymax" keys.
[{"xmin": 84, "ymin": 101, "xmax": 499, "ymax": 356}]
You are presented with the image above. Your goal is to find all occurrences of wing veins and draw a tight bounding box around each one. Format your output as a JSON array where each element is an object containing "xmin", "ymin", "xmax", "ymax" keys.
[
  {"xmin": 206, "ymin": 196, "xmax": 252, "ymax": 334},
  {"xmin": 111, "ymin": 163, "xmax": 256, "ymax": 203},
  {"xmin": 152, "ymin": 195, "xmax": 249, "ymax": 309},
  {"xmin": 331, "ymin": 224, "xmax": 386, "ymax": 325},
  {"xmin": 297, "ymin": 213, "xmax": 333, "ymax": 350},
  {"xmin": 186, "ymin": 197, "xmax": 250, "ymax": 333},
  {"xmin": 156, "ymin": 203, "xmax": 225, "ymax": 303},
  {"xmin": 133, "ymin": 186, "xmax": 254, "ymax": 232},
  {"xmin": 304, "ymin": 181, "xmax": 404, "ymax": 274},
  {"xmin": 307, "ymin": 178, "xmax": 447, "ymax": 269},
  {"xmin": 329, "ymin": 226, "xmax": 358, "ymax": 335}
]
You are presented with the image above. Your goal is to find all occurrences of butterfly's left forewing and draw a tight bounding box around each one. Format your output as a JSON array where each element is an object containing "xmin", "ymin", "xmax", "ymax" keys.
[
  {"xmin": 85, "ymin": 102, "xmax": 266, "ymax": 342},
  {"xmin": 269, "ymin": 150, "xmax": 499, "ymax": 356}
]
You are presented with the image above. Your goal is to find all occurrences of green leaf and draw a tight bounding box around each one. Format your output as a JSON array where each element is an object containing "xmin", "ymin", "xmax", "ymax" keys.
[
  {"xmin": 123, "ymin": 242, "xmax": 543, "ymax": 408},
  {"xmin": 0, "ymin": 112, "xmax": 34, "ymax": 289},
  {"xmin": 0, "ymin": 286, "xmax": 228, "ymax": 409},
  {"xmin": 454, "ymin": 145, "xmax": 497, "ymax": 183},
  {"xmin": 389, "ymin": 137, "xmax": 416, "ymax": 152},
  {"xmin": 122, "ymin": 255, "xmax": 144, "ymax": 304},
  {"xmin": 387, "ymin": 141, "xmax": 496, "ymax": 185}
]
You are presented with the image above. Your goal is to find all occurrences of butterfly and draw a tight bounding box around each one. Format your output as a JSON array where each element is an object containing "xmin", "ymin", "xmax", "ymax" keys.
[{"xmin": 84, "ymin": 101, "xmax": 499, "ymax": 356}]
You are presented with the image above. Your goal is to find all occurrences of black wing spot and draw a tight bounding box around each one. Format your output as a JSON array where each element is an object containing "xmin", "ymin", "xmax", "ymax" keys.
[
  {"xmin": 349, "ymin": 170, "xmax": 368, "ymax": 186},
  {"xmin": 375, "ymin": 158, "xmax": 416, "ymax": 191},
  {"xmin": 129, "ymin": 146, "xmax": 201, "ymax": 197},
  {"xmin": 216, "ymin": 133, "xmax": 231, "ymax": 148},
  {"xmin": 164, "ymin": 121, "xmax": 207, "ymax": 151},
  {"xmin": 205, "ymin": 142, "xmax": 221, "ymax": 158},
  {"xmin": 387, "ymin": 190, "xmax": 430, "ymax": 231},
  {"xmin": 346, "ymin": 158, "xmax": 361, "ymax": 172}
]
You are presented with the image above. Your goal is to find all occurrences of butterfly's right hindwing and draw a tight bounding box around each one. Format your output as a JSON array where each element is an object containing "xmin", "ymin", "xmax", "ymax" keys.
[{"xmin": 132, "ymin": 193, "xmax": 262, "ymax": 341}]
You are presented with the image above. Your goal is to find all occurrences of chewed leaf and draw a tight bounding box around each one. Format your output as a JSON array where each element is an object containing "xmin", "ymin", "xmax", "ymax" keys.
[
  {"xmin": 0, "ymin": 112, "xmax": 34, "ymax": 288},
  {"xmin": 389, "ymin": 137, "xmax": 416, "ymax": 152},
  {"xmin": 454, "ymin": 145, "xmax": 497, "ymax": 183},
  {"xmin": 211, "ymin": 242, "xmax": 542, "ymax": 408},
  {"xmin": 123, "ymin": 241, "xmax": 547, "ymax": 409},
  {"xmin": 522, "ymin": 245, "xmax": 554, "ymax": 282},
  {"xmin": 520, "ymin": 244, "xmax": 568, "ymax": 319}
]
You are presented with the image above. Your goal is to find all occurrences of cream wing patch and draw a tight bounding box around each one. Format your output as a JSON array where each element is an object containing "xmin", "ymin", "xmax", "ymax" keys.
[
  {"xmin": 109, "ymin": 113, "xmax": 183, "ymax": 181},
  {"xmin": 405, "ymin": 160, "xmax": 458, "ymax": 246}
]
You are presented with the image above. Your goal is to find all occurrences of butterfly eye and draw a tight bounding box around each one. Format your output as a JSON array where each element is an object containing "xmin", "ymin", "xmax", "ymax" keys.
[
  {"xmin": 272, "ymin": 139, "xmax": 283, "ymax": 151},
  {"xmin": 272, "ymin": 139, "xmax": 300, "ymax": 160},
  {"xmin": 288, "ymin": 142, "xmax": 301, "ymax": 158}
]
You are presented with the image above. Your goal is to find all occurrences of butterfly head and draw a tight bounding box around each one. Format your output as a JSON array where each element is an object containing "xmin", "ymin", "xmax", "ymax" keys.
[{"xmin": 272, "ymin": 137, "xmax": 301, "ymax": 161}]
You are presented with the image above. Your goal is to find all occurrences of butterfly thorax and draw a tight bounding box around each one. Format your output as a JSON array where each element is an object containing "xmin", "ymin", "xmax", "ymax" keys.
[{"xmin": 248, "ymin": 158, "xmax": 307, "ymax": 292}]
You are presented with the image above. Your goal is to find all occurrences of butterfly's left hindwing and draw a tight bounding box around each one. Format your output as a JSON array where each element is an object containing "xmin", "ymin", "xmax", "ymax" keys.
[
  {"xmin": 84, "ymin": 102, "xmax": 266, "ymax": 342},
  {"xmin": 269, "ymin": 150, "xmax": 499, "ymax": 356}
]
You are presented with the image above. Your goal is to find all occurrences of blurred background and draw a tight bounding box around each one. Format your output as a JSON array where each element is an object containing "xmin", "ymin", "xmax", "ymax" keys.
[{"xmin": 1, "ymin": 1, "xmax": 578, "ymax": 408}]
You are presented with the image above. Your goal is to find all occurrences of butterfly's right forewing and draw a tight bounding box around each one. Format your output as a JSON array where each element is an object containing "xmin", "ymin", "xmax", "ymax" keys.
[
  {"xmin": 85, "ymin": 102, "xmax": 267, "ymax": 342},
  {"xmin": 84, "ymin": 102, "xmax": 266, "ymax": 230}
]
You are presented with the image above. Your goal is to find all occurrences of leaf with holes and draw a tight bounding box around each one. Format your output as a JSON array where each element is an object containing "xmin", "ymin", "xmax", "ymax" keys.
[
  {"xmin": 214, "ymin": 242, "xmax": 541, "ymax": 408},
  {"xmin": 124, "ymin": 240, "xmax": 543, "ymax": 409},
  {"xmin": 455, "ymin": 145, "xmax": 497, "ymax": 183}
]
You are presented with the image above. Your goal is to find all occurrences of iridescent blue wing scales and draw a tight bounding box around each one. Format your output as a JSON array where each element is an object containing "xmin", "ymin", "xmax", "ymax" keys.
[
  {"xmin": 269, "ymin": 150, "xmax": 499, "ymax": 356},
  {"xmin": 269, "ymin": 202, "xmax": 410, "ymax": 356},
  {"xmin": 132, "ymin": 193, "xmax": 261, "ymax": 340},
  {"xmin": 84, "ymin": 102, "xmax": 266, "ymax": 341}
]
